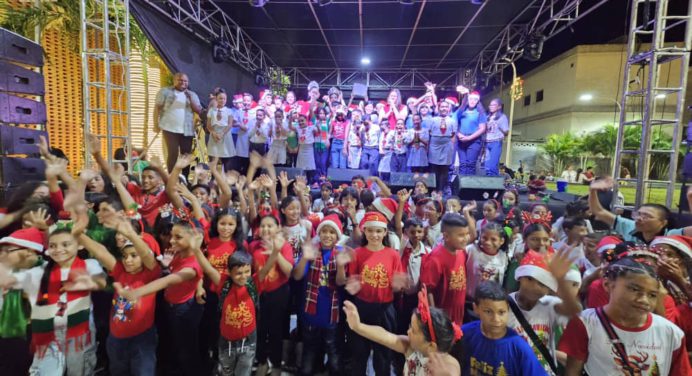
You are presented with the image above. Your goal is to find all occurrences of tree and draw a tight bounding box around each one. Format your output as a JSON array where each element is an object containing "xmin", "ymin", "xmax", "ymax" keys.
[{"xmin": 540, "ymin": 132, "xmax": 582, "ymax": 175}]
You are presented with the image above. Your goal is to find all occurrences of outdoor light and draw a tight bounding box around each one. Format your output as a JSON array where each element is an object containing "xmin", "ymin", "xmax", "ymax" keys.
[
  {"xmin": 361, "ymin": 57, "xmax": 371, "ymax": 65},
  {"xmin": 579, "ymin": 94, "xmax": 593, "ymax": 101},
  {"xmin": 655, "ymin": 94, "xmax": 666, "ymax": 99},
  {"xmin": 249, "ymin": 0, "xmax": 270, "ymax": 7}
]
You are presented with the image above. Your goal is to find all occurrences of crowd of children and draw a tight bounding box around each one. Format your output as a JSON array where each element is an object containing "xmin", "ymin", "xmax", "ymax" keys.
[{"xmin": 0, "ymin": 126, "xmax": 692, "ymax": 376}]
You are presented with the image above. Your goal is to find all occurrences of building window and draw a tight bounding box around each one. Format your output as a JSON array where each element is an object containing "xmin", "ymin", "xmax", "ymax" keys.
[
  {"xmin": 524, "ymin": 95, "xmax": 531, "ymax": 106},
  {"xmin": 536, "ymin": 90, "xmax": 544, "ymax": 102}
]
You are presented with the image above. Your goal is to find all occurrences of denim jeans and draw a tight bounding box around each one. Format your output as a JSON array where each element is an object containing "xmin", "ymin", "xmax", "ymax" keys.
[
  {"xmin": 390, "ymin": 153, "xmax": 407, "ymax": 173},
  {"xmin": 106, "ymin": 326, "xmax": 157, "ymax": 376},
  {"xmin": 300, "ymin": 324, "xmax": 339, "ymax": 376},
  {"xmin": 29, "ymin": 324, "xmax": 97, "ymax": 376},
  {"xmin": 330, "ymin": 139, "xmax": 347, "ymax": 169},
  {"xmin": 314, "ymin": 147, "xmax": 329, "ymax": 179},
  {"xmin": 218, "ymin": 331, "xmax": 256, "ymax": 376},
  {"xmin": 457, "ymin": 139, "xmax": 482, "ymax": 176},
  {"xmin": 360, "ymin": 146, "xmax": 380, "ymax": 176},
  {"xmin": 165, "ymin": 298, "xmax": 204, "ymax": 376},
  {"xmin": 485, "ymin": 140, "xmax": 503, "ymax": 176}
]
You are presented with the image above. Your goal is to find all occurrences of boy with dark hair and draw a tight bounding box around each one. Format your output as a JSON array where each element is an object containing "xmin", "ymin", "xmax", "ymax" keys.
[
  {"xmin": 461, "ymin": 281, "xmax": 544, "ymax": 376},
  {"xmin": 311, "ymin": 182, "xmax": 334, "ymax": 213},
  {"xmin": 554, "ymin": 217, "xmax": 589, "ymax": 261},
  {"xmin": 420, "ymin": 213, "xmax": 470, "ymax": 325}
]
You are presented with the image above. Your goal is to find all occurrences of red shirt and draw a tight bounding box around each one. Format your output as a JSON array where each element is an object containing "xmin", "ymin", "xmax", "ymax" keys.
[
  {"xmin": 126, "ymin": 183, "xmax": 170, "ymax": 228},
  {"xmin": 249, "ymin": 240, "xmax": 294, "ymax": 293},
  {"xmin": 110, "ymin": 262, "xmax": 161, "ymax": 338},
  {"xmin": 347, "ymin": 247, "xmax": 403, "ymax": 304},
  {"xmin": 164, "ymin": 254, "xmax": 202, "ymax": 304},
  {"xmin": 419, "ymin": 245, "xmax": 467, "ymax": 325},
  {"xmin": 219, "ymin": 274, "xmax": 262, "ymax": 341},
  {"xmin": 205, "ymin": 238, "xmax": 239, "ymax": 294},
  {"xmin": 672, "ymin": 304, "xmax": 692, "ymax": 348}
]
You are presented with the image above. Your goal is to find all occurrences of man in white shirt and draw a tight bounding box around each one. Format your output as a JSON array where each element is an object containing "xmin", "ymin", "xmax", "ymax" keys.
[
  {"xmin": 154, "ymin": 73, "xmax": 202, "ymax": 172},
  {"xmin": 560, "ymin": 164, "xmax": 577, "ymax": 183}
]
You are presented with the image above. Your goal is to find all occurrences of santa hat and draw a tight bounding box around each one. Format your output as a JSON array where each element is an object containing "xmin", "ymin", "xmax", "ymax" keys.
[
  {"xmin": 232, "ymin": 94, "xmax": 243, "ymax": 103},
  {"xmin": 317, "ymin": 214, "xmax": 343, "ymax": 239},
  {"xmin": 468, "ymin": 91, "xmax": 481, "ymax": 100},
  {"xmin": 564, "ymin": 265, "xmax": 582, "ymax": 287},
  {"xmin": 308, "ymin": 81, "xmax": 320, "ymax": 91},
  {"xmin": 0, "ymin": 227, "xmax": 45, "ymax": 254},
  {"xmin": 359, "ymin": 211, "xmax": 388, "ymax": 230},
  {"xmin": 373, "ymin": 197, "xmax": 398, "ymax": 221},
  {"xmin": 335, "ymin": 106, "xmax": 346, "ymax": 114},
  {"xmin": 259, "ymin": 90, "xmax": 272, "ymax": 100},
  {"xmin": 443, "ymin": 97, "xmax": 459, "ymax": 107},
  {"xmin": 650, "ymin": 236, "xmax": 692, "ymax": 259},
  {"xmin": 295, "ymin": 100, "xmax": 311, "ymax": 116},
  {"xmin": 596, "ymin": 235, "xmax": 622, "ymax": 255},
  {"xmin": 514, "ymin": 250, "xmax": 558, "ymax": 292},
  {"xmin": 406, "ymin": 97, "xmax": 418, "ymax": 104},
  {"xmin": 348, "ymin": 104, "xmax": 359, "ymax": 111}
]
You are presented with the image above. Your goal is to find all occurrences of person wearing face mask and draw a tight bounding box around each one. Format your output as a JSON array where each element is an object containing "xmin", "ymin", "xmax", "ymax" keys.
[{"xmin": 454, "ymin": 91, "xmax": 487, "ymax": 176}]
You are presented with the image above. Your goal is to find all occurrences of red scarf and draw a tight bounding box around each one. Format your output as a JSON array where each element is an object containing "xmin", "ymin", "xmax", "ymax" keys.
[
  {"xmin": 32, "ymin": 257, "xmax": 91, "ymax": 357},
  {"xmin": 219, "ymin": 283, "xmax": 257, "ymax": 341},
  {"xmin": 304, "ymin": 249, "xmax": 339, "ymax": 324}
]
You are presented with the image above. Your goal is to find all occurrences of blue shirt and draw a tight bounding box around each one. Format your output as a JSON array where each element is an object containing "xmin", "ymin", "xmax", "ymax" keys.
[
  {"xmin": 455, "ymin": 107, "xmax": 487, "ymax": 136},
  {"xmin": 299, "ymin": 249, "xmax": 338, "ymax": 329},
  {"xmin": 613, "ymin": 215, "xmax": 683, "ymax": 244},
  {"xmin": 461, "ymin": 321, "xmax": 544, "ymax": 376}
]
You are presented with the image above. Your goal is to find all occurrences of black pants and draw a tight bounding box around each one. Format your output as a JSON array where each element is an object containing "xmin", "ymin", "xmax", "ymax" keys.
[
  {"xmin": 165, "ymin": 298, "xmax": 204, "ymax": 376},
  {"xmin": 430, "ymin": 163, "xmax": 449, "ymax": 193},
  {"xmin": 250, "ymin": 142, "xmax": 267, "ymax": 156},
  {"xmin": 349, "ymin": 299, "xmax": 396, "ymax": 376},
  {"xmin": 257, "ymin": 283, "xmax": 290, "ymax": 366},
  {"xmin": 393, "ymin": 293, "xmax": 417, "ymax": 375},
  {"xmin": 300, "ymin": 324, "xmax": 339, "ymax": 376},
  {"xmin": 199, "ymin": 291, "xmax": 220, "ymax": 372},
  {"xmin": 233, "ymin": 156, "xmax": 249, "ymax": 176},
  {"xmin": 163, "ymin": 130, "xmax": 194, "ymax": 174}
]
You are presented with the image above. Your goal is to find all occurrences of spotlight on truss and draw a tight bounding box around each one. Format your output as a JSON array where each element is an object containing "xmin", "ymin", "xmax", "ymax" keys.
[
  {"xmin": 249, "ymin": 0, "xmax": 270, "ymax": 7},
  {"xmin": 212, "ymin": 39, "xmax": 231, "ymax": 63},
  {"xmin": 523, "ymin": 32, "xmax": 545, "ymax": 62}
]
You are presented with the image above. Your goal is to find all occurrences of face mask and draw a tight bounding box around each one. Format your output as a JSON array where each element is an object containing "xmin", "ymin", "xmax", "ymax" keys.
[{"xmin": 502, "ymin": 199, "xmax": 512, "ymax": 210}]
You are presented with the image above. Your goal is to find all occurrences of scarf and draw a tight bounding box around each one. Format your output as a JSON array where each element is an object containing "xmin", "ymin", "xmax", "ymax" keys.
[
  {"xmin": 219, "ymin": 277, "xmax": 258, "ymax": 341},
  {"xmin": 304, "ymin": 250, "xmax": 339, "ymax": 324},
  {"xmin": 31, "ymin": 257, "xmax": 91, "ymax": 357}
]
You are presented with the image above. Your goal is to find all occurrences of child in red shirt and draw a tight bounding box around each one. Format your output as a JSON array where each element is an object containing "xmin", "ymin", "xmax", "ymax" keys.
[
  {"xmin": 342, "ymin": 211, "xmax": 405, "ymax": 376},
  {"xmin": 75, "ymin": 215, "xmax": 161, "ymax": 376},
  {"xmin": 420, "ymin": 212, "xmax": 471, "ymax": 325}
]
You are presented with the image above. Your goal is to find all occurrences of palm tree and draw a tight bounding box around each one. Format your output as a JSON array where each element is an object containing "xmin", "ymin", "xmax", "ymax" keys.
[{"xmin": 540, "ymin": 132, "xmax": 582, "ymax": 175}]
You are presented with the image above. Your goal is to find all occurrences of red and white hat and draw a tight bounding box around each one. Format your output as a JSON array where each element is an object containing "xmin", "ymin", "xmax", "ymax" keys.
[
  {"xmin": 596, "ymin": 235, "xmax": 623, "ymax": 255},
  {"xmin": 650, "ymin": 235, "xmax": 692, "ymax": 259},
  {"xmin": 443, "ymin": 97, "xmax": 459, "ymax": 107},
  {"xmin": 359, "ymin": 211, "xmax": 388, "ymax": 230},
  {"xmin": 468, "ymin": 91, "xmax": 481, "ymax": 100},
  {"xmin": 259, "ymin": 90, "xmax": 272, "ymax": 100},
  {"xmin": 317, "ymin": 214, "xmax": 344, "ymax": 239},
  {"xmin": 232, "ymin": 94, "xmax": 243, "ymax": 103},
  {"xmin": 514, "ymin": 250, "xmax": 558, "ymax": 292},
  {"xmin": 0, "ymin": 227, "xmax": 46, "ymax": 254},
  {"xmin": 406, "ymin": 97, "xmax": 418, "ymax": 104},
  {"xmin": 373, "ymin": 197, "xmax": 398, "ymax": 221}
]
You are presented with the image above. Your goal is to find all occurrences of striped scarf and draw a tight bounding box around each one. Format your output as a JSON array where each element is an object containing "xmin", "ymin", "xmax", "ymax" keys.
[
  {"xmin": 32, "ymin": 257, "xmax": 91, "ymax": 357},
  {"xmin": 304, "ymin": 250, "xmax": 339, "ymax": 324}
]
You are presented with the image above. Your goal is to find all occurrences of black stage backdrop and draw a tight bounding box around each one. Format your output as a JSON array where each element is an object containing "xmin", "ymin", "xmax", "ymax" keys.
[{"xmin": 130, "ymin": 0, "xmax": 258, "ymax": 104}]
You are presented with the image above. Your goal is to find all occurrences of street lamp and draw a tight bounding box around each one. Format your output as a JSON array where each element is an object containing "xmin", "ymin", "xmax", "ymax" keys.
[{"xmin": 578, "ymin": 93, "xmax": 622, "ymax": 112}]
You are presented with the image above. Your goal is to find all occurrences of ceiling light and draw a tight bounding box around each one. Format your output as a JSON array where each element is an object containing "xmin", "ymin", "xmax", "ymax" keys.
[
  {"xmin": 655, "ymin": 94, "xmax": 666, "ymax": 99},
  {"xmin": 470, "ymin": 0, "xmax": 484, "ymax": 4},
  {"xmin": 361, "ymin": 57, "xmax": 371, "ymax": 65},
  {"xmin": 400, "ymin": 0, "xmax": 415, "ymax": 4},
  {"xmin": 318, "ymin": 0, "xmax": 333, "ymax": 5},
  {"xmin": 579, "ymin": 94, "xmax": 593, "ymax": 101},
  {"xmin": 249, "ymin": 0, "xmax": 270, "ymax": 7}
]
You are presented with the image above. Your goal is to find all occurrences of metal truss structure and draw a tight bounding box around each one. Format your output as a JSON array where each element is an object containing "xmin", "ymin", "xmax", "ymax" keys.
[
  {"xmin": 465, "ymin": 0, "xmax": 612, "ymax": 88},
  {"xmin": 144, "ymin": 0, "xmax": 277, "ymax": 73},
  {"xmin": 285, "ymin": 67, "xmax": 461, "ymax": 91}
]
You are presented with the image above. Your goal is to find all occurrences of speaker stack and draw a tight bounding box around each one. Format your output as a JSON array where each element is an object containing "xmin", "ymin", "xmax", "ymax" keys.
[{"xmin": 0, "ymin": 28, "xmax": 48, "ymax": 191}]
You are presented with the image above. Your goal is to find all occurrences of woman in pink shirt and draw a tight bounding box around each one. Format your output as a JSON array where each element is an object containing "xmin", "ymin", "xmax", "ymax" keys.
[{"xmin": 378, "ymin": 89, "xmax": 408, "ymax": 131}]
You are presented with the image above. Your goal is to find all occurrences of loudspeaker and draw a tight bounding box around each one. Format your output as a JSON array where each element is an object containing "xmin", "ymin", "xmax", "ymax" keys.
[
  {"xmin": 0, "ymin": 61, "xmax": 45, "ymax": 95},
  {"xmin": 0, "ymin": 29, "xmax": 43, "ymax": 66},
  {"xmin": 549, "ymin": 191, "xmax": 581, "ymax": 203},
  {"xmin": 389, "ymin": 172, "xmax": 436, "ymax": 189},
  {"xmin": 456, "ymin": 176, "xmax": 505, "ymax": 200},
  {"xmin": 0, "ymin": 93, "xmax": 46, "ymax": 124},
  {"xmin": 0, "ymin": 157, "xmax": 45, "ymax": 185},
  {"xmin": 327, "ymin": 168, "xmax": 370, "ymax": 184},
  {"xmin": 0, "ymin": 124, "xmax": 47, "ymax": 155},
  {"xmin": 275, "ymin": 167, "xmax": 304, "ymax": 180}
]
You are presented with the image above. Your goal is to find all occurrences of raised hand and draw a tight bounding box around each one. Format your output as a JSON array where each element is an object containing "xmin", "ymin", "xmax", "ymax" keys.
[
  {"xmin": 175, "ymin": 154, "xmax": 194, "ymax": 171},
  {"xmin": 590, "ymin": 177, "xmax": 614, "ymax": 191},
  {"xmin": 175, "ymin": 182, "xmax": 196, "ymax": 201},
  {"xmin": 342, "ymin": 300, "xmax": 361, "ymax": 330},
  {"xmin": 113, "ymin": 282, "xmax": 138, "ymax": 302},
  {"xmin": 336, "ymin": 247, "xmax": 353, "ymax": 267},
  {"xmin": 38, "ymin": 135, "xmax": 51, "ymax": 158},
  {"xmin": 190, "ymin": 230, "xmax": 204, "ymax": 251},
  {"xmin": 258, "ymin": 174, "xmax": 274, "ymax": 189},
  {"xmin": 149, "ymin": 155, "xmax": 164, "ymax": 170},
  {"xmin": 79, "ymin": 169, "xmax": 98, "ymax": 185},
  {"xmin": 24, "ymin": 207, "xmax": 50, "ymax": 231},
  {"xmin": 657, "ymin": 257, "xmax": 685, "ymax": 284},
  {"xmin": 392, "ymin": 272, "xmax": 411, "ymax": 291},
  {"xmin": 278, "ymin": 171, "xmax": 291, "ymax": 188},
  {"xmin": 462, "ymin": 200, "xmax": 477, "ymax": 213},
  {"xmin": 301, "ymin": 242, "xmax": 317, "ymax": 261},
  {"xmin": 62, "ymin": 271, "xmax": 99, "ymax": 292},
  {"xmin": 44, "ymin": 156, "xmax": 67, "ymax": 179},
  {"xmin": 294, "ymin": 175, "xmax": 308, "ymax": 192},
  {"xmin": 397, "ymin": 188, "xmax": 411, "ymax": 204},
  {"xmin": 159, "ymin": 249, "xmax": 175, "ymax": 269},
  {"xmin": 548, "ymin": 247, "xmax": 576, "ymax": 281},
  {"xmin": 86, "ymin": 133, "xmax": 101, "ymax": 155},
  {"xmin": 63, "ymin": 188, "xmax": 87, "ymax": 214},
  {"xmin": 249, "ymin": 178, "xmax": 261, "ymax": 191},
  {"xmin": 345, "ymin": 275, "xmax": 362, "ymax": 295}
]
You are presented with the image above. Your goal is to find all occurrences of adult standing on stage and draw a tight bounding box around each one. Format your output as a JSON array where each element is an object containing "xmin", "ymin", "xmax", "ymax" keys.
[
  {"xmin": 379, "ymin": 89, "xmax": 408, "ymax": 131},
  {"xmin": 455, "ymin": 91, "xmax": 487, "ymax": 176},
  {"xmin": 484, "ymin": 98, "xmax": 509, "ymax": 176},
  {"xmin": 154, "ymin": 72, "xmax": 202, "ymax": 172},
  {"xmin": 428, "ymin": 100, "xmax": 458, "ymax": 194}
]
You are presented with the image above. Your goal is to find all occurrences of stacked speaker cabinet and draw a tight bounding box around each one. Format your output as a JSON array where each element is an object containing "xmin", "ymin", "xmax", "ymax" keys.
[{"xmin": 0, "ymin": 28, "xmax": 48, "ymax": 188}]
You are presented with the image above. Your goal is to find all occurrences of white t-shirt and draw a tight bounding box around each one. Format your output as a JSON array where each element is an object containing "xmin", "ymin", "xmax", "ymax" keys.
[
  {"xmin": 560, "ymin": 309, "xmax": 687, "ymax": 376},
  {"xmin": 159, "ymin": 90, "xmax": 187, "ymax": 134},
  {"xmin": 507, "ymin": 292, "xmax": 567, "ymax": 376},
  {"xmin": 560, "ymin": 170, "xmax": 577, "ymax": 183},
  {"xmin": 552, "ymin": 216, "xmax": 594, "ymax": 242},
  {"xmin": 400, "ymin": 239, "xmax": 432, "ymax": 294},
  {"xmin": 465, "ymin": 243, "xmax": 509, "ymax": 297}
]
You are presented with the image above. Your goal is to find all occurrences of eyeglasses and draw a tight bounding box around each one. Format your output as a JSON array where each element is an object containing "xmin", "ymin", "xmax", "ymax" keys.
[{"xmin": 631, "ymin": 211, "xmax": 656, "ymax": 220}]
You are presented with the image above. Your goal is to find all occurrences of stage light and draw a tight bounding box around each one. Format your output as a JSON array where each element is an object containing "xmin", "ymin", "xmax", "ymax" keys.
[
  {"xmin": 400, "ymin": 0, "xmax": 415, "ymax": 4},
  {"xmin": 254, "ymin": 70, "xmax": 268, "ymax": 86},
  {"xmin": 655, "ymin": 94, "xmax": 666, "ymax": 99},
  {"xmin": 212, "ymin": 39, "xmax": 231, "ymax": 63},
  {"xmin": 361, "ymin": 57, "xmax": 371, "ymax": 65},
  {"xmin": 249, "ymin": 0, "xmax": 270, "ymax": 7},
  {"xmin": 523, "ymin": 32, "xmax": 545, "ymax": 62},
  {"xmin": 318, "ymin": 0, "xmax": 333, "ymax": 5},
  {"xmin": 470, "ymin": 0, "xmax": 484, "ymax": 4},
  {"xmin": 579, "ymin": 94, "xmax": 593, "ymax": 101}
]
